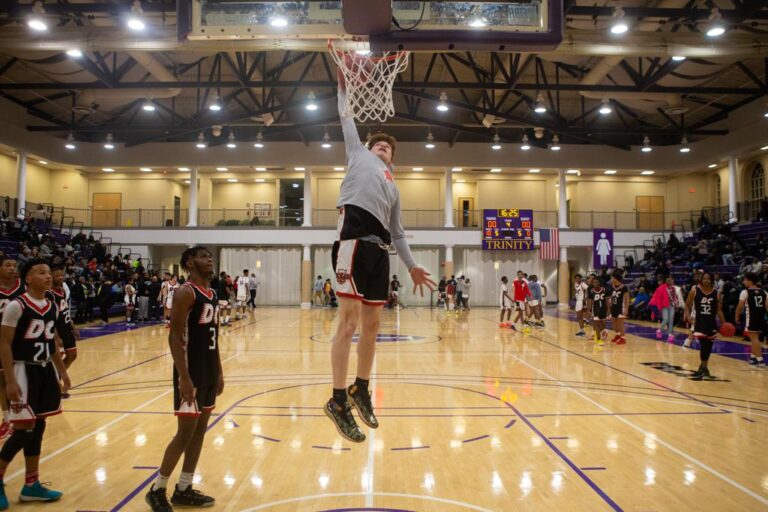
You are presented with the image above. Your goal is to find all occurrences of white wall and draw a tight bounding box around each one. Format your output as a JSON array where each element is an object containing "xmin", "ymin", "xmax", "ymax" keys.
[{"xmin": 220, "ymin": 247, "xmax": 301, "ymax": 306}]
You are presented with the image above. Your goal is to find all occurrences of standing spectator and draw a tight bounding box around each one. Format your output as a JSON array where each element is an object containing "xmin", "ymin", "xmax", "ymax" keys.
[
  {"xmin": 389, "ymin": 275, "xmax": 401, "ymax": 309},
  {"xmin": 324, "ymin": 279, "xmax": 333, "ymax": 307},
  {"xmin": 313, "ymin": 275, "xmax": 324, "ymax": 306},
  {"xmin": 71, "ymin": 275, "xmax": 86, "ymax": 323},
  {"xmin": 456, "ymin": 276, "xmax": 465, "ymax": 310},
  {"xmin": 437, "ymin": 276, "xmax": 446, "ymax": 307},
  {"xmin": 137, "ymin": 274, "xmax": 151, "ymax": 322},
  {"xmin": 97, "ymin": 278, "xmax": 113, "ymax": 325},
  {"xmin": 247, "ymin": 273, "xmax": 258, "ymax": 309},
  {"xmin": 147, "ymin": 275, "xmax": 162, "ymax": 320},
  {"xmin": 462, "ymin": 278, "xmax": 471, "ymax": 310}
]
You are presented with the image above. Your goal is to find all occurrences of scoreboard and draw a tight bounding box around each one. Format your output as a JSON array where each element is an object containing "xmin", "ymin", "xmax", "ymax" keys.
[{"xmin": 482, "ymin": 209, "xmax": 534, "ymax": 251}]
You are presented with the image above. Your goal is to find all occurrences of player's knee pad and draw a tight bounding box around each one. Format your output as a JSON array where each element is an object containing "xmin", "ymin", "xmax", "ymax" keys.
[
  {"xmin": 0, "ymin": 428, "xmax": 32, "ymax": 461},
  {"xmin": 23, "ymin": 420, "xmax": 46, "ymax": 457}
]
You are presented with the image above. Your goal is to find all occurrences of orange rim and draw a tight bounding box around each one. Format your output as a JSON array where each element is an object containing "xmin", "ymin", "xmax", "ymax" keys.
[{"xmin": 328, "ymin": 39, "xmax": 407, "ymax": 63}]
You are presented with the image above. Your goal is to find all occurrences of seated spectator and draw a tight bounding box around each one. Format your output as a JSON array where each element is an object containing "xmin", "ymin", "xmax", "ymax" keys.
[{"xmin": 629, "ymin": 287, "xmax": 650, "ymax": 320}]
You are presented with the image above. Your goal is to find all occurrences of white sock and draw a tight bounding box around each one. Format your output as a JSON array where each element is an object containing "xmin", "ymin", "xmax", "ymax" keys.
[
  {"xmin": 177, "ymin": 472, "xmax": 193, "ymax": 491},
  {"xmin": 153, "ymin": 474, "xmax": 169, "ymax": 490},
  {"xmin": 225, "ymin": 315, "xmax": 230, "ymax": 323}
]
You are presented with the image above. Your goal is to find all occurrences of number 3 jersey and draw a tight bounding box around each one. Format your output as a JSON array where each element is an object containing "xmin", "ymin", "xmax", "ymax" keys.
[
  {"xmin": 2, "ymin": 293, "xmax": 58, "ymax": 363},
  {"xmin": 183, "ymin": 283, "xmax": 220, "ymax": 385}
]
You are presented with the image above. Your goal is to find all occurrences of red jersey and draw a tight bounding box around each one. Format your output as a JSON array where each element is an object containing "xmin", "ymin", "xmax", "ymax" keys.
[{"xmin": 512, "ymin": 279, "xmax": 530, "ymax": 301}]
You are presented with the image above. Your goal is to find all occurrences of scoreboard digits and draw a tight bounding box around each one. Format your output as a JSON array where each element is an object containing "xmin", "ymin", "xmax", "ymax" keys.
[{"xmin": 482, "ymin": 209, "xmax": 534, "ymax": 251}]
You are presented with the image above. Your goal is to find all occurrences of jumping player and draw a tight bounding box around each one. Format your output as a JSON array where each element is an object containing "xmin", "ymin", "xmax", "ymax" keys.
[
  {"xmin": 684, "ymin": 272, "xmax": 725, "ymax": 379},
  {"xmin": 0, "ymin": 259, "xmax": 70, "ymax": 507},
  {"xmin": 235, "ymin": 270, "xmax": 249, "ymax": 321},
  {"xmin": 499, "ymin": 276, "xmax": 514, "ymax": 328},
  {"xmin": 0, "ymin": 256, "xmax": 23, "ymax": 440},
  {"xmin": 735, "ymin": 272, "xmax": 768, "ymax": 367},
  {"xmin": 609, "ymin": 272, "xmax": 629, "ymax": 345},
  {"xmin": 323, "ymin": 73, "xmax": 435, "ymax": 443},
  {"xmin": 586, "ymin": 278, "xmax": 609, "ymax": 345},
  {"xmin": 511, "ymin": 270, "xmax": 530, "ymax": 328},
  {"xmin": 124, "ymin": 277, "xmax": 137, "ymax": 325},
  {"xmin": 46, "ymin": 266, "xmax": 79, "ymax": 398},
  {"xmin": 145, "ymin": 246, "xmax": 223, "ymax": 511},
  {"xmin": 574, "ymin": 274, "xmax": 589, "ymax": 336}
]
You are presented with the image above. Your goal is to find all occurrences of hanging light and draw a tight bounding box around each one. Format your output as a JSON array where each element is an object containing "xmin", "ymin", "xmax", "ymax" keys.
[
  {"xmin": 126, "ymin": 0, "xmax": 146, "ymax": 31},
  {"xmin": 437, "ymin": 92, "xmax": 449, "ymax": 112},
  {"xmin": 208, "ymin": 94, "xmax": 222, "ymax": 112},
  {"xmin": 195, "ymin": 132, "xmax": 207, "ymax": 149},
  {"xmin": 425, "ymin": 132, "xmax": 436, "ymax": 149},
  {"xmin": 491, "ymin": 133, "xmax": 502, "ymax": 150},
  {"xmin": 706, "ymin": 7, "xmax": 725, "ymax": 37},
  {"xmin": 254, "ymin": 131, "xmax": 265, "ymax": 148},
  {"xmin": 549, "ymin": 134, "xmax": 561, "ymax": 151},
  {"xmin": 141, "ymin": 99, "xmax": 155, "ymax": 112},
  {"xmin": 226, "ymin": 131, "xmax": 237, "ymax": 149},
  {"xmin": 469, "ymin": 18, "xmax": 487, "ymax": 28},
  {"xmin": 641, "ymin": 135, "xmax": 653, "ymax": 153},
  {"xmin": 305, "ymin": 91, "xmax": 318, "ymax": 111},
  {"xmin": 679, "ymin": 136, "xmax": 690, "ymax": 153},
  {"xmin": 66, "ymin": 49, "xmax": 83, "ymax": 58},
  {"xmin": 520, "ymin": 133, "xmax": 531, "ymax": 151},
  {"xmin": 27, "ymin": 1, "xmax": 48, "ymax": 32},
  {"xmin": 64, "ymin": 133, "xmax": 77, "ymax": 150},
  {"xmin": 610, "ymin": 4, "xmax": 629, "ymax": 34},
  {"xmin": 103, "ymin": 133, "xmax": 115, "ymax": 150},
  {"xmin": 321, "ymin": 131, "xmax": 332, "ymax": 149},
  {"xmin": 671, "ymin": 55, "xmax": 686, "ymax": 62},
  {"xmin": 533, "ymin": 94, "xmax": 547, "ymax": 114},
  {"xmin": 599, "ymin": 99, "xmax": 612, "ymax": 115},
  {"xmin": 270, "ymin": 16, "xmax": 288, "ymax": 27}
]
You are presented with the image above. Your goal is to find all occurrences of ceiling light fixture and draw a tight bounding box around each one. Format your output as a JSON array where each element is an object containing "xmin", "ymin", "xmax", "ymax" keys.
[
  {"xmin": 491, "ymin": 133, "xmax": 502, "ymax": 150},
  {"xmin": 305, "ymin": 91, "xmax": 318, "ymax": 111},
  {"xmin": 195, "ymin": 132, "xmax": 207, "ymax": 149},
  {"xmin": 178, "ymin": 167, "xmax": 190, "ymax": 172},
  {"xmin": 761, "ymin": 145, "xmax": 768, "ymax": 151},
  {"xmin": 451, "ymin": 167, "xmax": 463, "ymax": 172},
  {"xmin": 66, "ymin": 49, "xmax": 83, "ymax": 58},
  {"xmin": 641, "ymin": 170, "xmax": 655, "ymax": 175},
  {"xmin": 140, "ymin": 167, "xmax": 152, "ymax": 172},
  {"xmin": 126, "ymin": 0, "xmax": 146, "ymax": 31},
  {"xmin": 334, "ymin": 167, "xmax": 345, "ymax": 171},
  {"xmin": 528, "ymin": 168, "xmax": 541, "ymax": 173},
  {"xmin": 425, "ymin": 132, "xmax": 435, "ymax": 149},
  {"xmin": 437, "ymin": 92, "xmax": 449, "ymax": 112},
  {"xmin": 38, "ymin": 160, "xmax": 47, "ymax": 165},
  {"xmin": 599, "ymin": 99, "xmax": 612, "ymax": 115},
  {"xmin": 227, "ymin": 178, "xmax": 238, "ymax": 183},
  {"xmin": 255, "ymin": 167, "xmax": 267, "ymax": 171},
  {"xmin": 534, "ymin": 94, "xmax": 547, "ymax": 114},
  {"xmin": 469, "ymin": 18, "xmax": 487, "ymax": 28},
  {"xmin": 270, "ymin": 16, "xmax": 288, "ymax": 27},
  {"xmin": 610, "ymin": 4, "xmax": 629, "ymax": 34},
  {"xmin": 254, "ymin": 131, "xmax": 265, "ymax": 148},
  {"xmin": 321, "ymin": 131, "xmax": 332, "ymax": 149},
  {"xmin": 708, "ymin": 163, "xmax": 717, "ymax": 169},
  {"xmin": 184, "ymin": 180, "xmax": 191, "ymax": 184},
  {"xmin": 141, "ymin": 99, "xmax": 155, "ymax": 112},
  {"xmin": 208, "ymin": 94, "xmax": 222, "ymax": 112},
  {"xmin": 413, "ymin": 167, "xmax": 423, "ymax": 171},
  {"xmin": 103, "ymin": 133, "xmax": 115, "ymax": 150},
  {"xmin": 27, "ymin": 1, "xmax": 48, "ymax": 31},
  {"xmin": 520, "ymin": 133, "xmax": 531, "ymax": 151},
  {"xmin": 295, "ymin": 167, "xmax": 306, "ymax": 171},
  {"xmin": 102, "ymin": 168, "xmax": 115, "ymax": 173},
  {"xmin": 679, "ymin": 136, "xmax": 691, "ymax": 153},
  {"xmin": 216, "ymin": 167, "xmax": 228, "ymax": 171},
  {"xmin": 641, "ymin": 135, "xmax": 653, "ymax": 153},
  {"xmin": 706, "ymin": 7, "xmax": 725, "ymax": 37},
  {"xmin": 255, "ymin": 178, "xmax": 266, "ymax": 183},
  {"xmin": 549, "ymin": 135, "xmax": 561, "ymax": 151},
  {"xmin": 566, "ymin": 169, "xmax": 579, "ymax": 175},
  {"xmin": 604, "ymin": 169, "xmax": 617, "ymax": 175},
  {"xmin": 490, "ymin": 168, "xmax": 502, "ymax": 173},
  {"xmin": 672, "ymin": 55, "xmax": 686, "ymax": 62},
  {"xmin": 226, "ymin": 132, "xmax": 237, "ymax": 149},
  {"xmin": 65, "ymin": 133, "xmax": 77, "ymax": 150}
]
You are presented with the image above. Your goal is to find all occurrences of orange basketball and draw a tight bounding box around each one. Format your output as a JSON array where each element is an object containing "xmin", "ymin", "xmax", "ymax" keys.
[{"xmin": 719, "ymin": 322, "xmax": 736, "ymax": 337}]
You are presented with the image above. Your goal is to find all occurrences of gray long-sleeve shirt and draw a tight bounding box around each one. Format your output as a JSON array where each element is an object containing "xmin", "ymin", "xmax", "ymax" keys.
[{"xmin": 336, "ymin": 90, "xmax": 416, "ymax": 270}]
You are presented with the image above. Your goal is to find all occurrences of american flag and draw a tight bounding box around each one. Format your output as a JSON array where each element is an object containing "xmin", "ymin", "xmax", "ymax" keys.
[{"xmin": 539, "ymin": 228, "xmax": 559, "ymax": 260}]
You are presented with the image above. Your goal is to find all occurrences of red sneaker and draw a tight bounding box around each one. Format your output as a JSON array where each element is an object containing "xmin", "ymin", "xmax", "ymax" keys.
[
  {"xmin": 615, "ymin": 337, "xmax": 627, "ymax": 345},
  {"xmin": 0, "ymin": 420, "xmax": 12, "ymax": 440},
  {"xmin": 610, "ymin": 334, "xmax": 621, "ymax": 343}
]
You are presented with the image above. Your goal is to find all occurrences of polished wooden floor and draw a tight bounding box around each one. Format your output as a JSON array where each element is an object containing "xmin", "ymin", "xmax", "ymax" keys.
[{"xmin": 16, "ymin": 307, "xmax": 768, "ymax": 511}]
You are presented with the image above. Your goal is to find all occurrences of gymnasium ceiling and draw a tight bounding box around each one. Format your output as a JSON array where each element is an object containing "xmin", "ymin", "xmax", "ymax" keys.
[{"xmin": 0, "ymin": 0, "xmax": 766, "ymax": 153}]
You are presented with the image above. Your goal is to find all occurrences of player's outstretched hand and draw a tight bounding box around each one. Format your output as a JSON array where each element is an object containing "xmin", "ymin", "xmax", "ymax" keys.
[
  {"xmin": 61, "ymin": 371, "xmax": 71, "ymax": 394},
  {"xmin": 410, "ymin": 266, "xmax": 437, "ymax": 297}
]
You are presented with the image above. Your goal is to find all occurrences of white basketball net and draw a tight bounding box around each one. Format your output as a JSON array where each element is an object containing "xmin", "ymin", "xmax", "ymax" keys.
[{"xmin": 329, "ymin": 41, "xmax": 409, "ymax": 123}]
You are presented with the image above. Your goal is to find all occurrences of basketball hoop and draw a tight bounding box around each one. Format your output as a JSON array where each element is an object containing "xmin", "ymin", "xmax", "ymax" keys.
[{"xmin": 328, "ymin": 40, "xmax": 409, "ymax": 123}]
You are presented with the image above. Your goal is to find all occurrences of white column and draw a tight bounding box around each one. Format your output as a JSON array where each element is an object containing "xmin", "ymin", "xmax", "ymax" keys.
[
  {"xmin": 728, "ymin": 157, "xmax": 738, "ymax": 224},
  {"xmin": 187, "ymin": 167, "xmax": 198, "ymax": 227},
  {"xmin": 558, "ymin": 169, "xmax": 568, "ymax": 229},
  {"xmin": 444, "ymin": 168, "xmax": 454, "ymax": 228},
  {"xmin": 445, "ymin": 245, "xmax": 453, "ymax": 262},
  {"xmin": 15, "ymin": 151, "xmax": 27, "ymax": 218},
  {"xmin": 300, "ymin": 244, "xmax": 312, "ymax": 309},
  {"xmin": 558, "ymin": 246, "xmax": 569, "ymax": 309},
  {"xmin": 302, "ymin": 169, "xmax": 312, "ymax": 227},
  {"xmin": 443, "ymin": 245, "xmax": 454, "ymax": 281}
]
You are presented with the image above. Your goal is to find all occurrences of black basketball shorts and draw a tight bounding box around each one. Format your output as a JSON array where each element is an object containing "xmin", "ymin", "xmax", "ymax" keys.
[
  {"xmin": 332, "ymin": 239, "xmax": 390, "ymax": 306},
  {"xmin": 9, "ymin": 362, "xmax": 62, "ymax": 424},
  {"xmin": 173, "ymin": 367, "xmax": 217, "ymax": 417}
]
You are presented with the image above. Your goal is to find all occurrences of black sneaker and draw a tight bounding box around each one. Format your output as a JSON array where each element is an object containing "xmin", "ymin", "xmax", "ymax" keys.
[
  {"xmin": 171, "ymin": 486, "xmax": 215, "ymax": 507},
  {"xmin": 348, "ymin": 384, "xmax": 379, "ymax": 429},
  {"xmin": 145, "ymin": 485, "xmax": 172, "ymax": 512},
  {"xmin": 323, "ymin": 399, "xmax": 366, "ymax": 443},
  {"xmin": 691, "ymin": 367, "xmax": 711, "ymax": 380}
]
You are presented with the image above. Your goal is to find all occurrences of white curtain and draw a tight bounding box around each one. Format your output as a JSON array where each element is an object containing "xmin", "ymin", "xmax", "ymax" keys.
[
  {"xmin": 219, "ymin": 247, "xmax": 301, "ymax": 305},
  {"xmin": 454, "ymin": 248, "xmax": 543, "ymax": 306}
]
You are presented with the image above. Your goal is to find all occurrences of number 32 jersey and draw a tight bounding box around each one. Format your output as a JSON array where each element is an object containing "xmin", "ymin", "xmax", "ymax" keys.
[{"xmin": 183, "ymin": 283, "xmax": 220, "ymax": 384}]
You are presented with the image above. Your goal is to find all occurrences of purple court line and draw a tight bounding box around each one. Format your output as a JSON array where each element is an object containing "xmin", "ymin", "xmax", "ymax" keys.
[
  {"xmin": 253, "ymin": 434, "xmax": 281, "ymax": 443},
  {"xmin": 511, "ymin": 405, "xmax": 623, "ymax": 512},
  {"xmin": 548, "ymin": 436, "xmax": 569, "ymax": 440},
  {"xmin": 312, "ymin": 445, "xmax": 351, "ymax": 451},
  {"xmin": 391, "ymin": 445, "xmax": 430, "ymax": 451},
  {"xmin": 462, "ymin": 434, "xmax": 490, "ymax": 443},
  {"xmin": 742, "ymin": 417, "xmax": 757, "ymax": 423},
  {"xmin": 237, "ymin": 405, "xmax": 510, "ymax": 410},
  {"xmin": 581, "ymin": 467, "xmax": 607, "ymax": 471},
  {"xmin": 132, "ymin": 466, "xmax": 159, "ymax": 470},
  {"xmin": 230, "ymin": 413, "xmax": 512, "ymax": 418},
  {"xmin": 505, "ymin": 419, "xmax": 516, "ymax": 428},
  {"xmin": 71, "ymin": 352, "xmax": 170, "ymax": 390},
  {"xmin": 527, "ymin": 411, "xmax": 729, "ymax": 418}
]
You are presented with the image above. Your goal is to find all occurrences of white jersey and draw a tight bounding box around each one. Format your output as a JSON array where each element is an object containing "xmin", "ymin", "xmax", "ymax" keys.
[
  {"xmin": 165, "ymin": 283, "xmax": 179, "ymax": 308},
  {"xmin": 500, "ymin": 283, "xmax": 512, "ymax": 308},
  {"xmin": 124, "ymin": 284, "xmax": 136, "ymax": 305},
  {"xmin": 574, "ymin": 282, "xmax": 589, "ymax": 302}
]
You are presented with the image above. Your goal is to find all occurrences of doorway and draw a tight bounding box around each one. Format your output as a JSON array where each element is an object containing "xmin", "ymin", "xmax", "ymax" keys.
[
  {"xmin": 636, "ymin": 196, "xmax": 664, "ymax": 230},
  {"xmin": 173, "ymin": 196, "xmax": 181, "ymax": 226},
  {"xmin": 458, "ymin": 197, "xmax": 475, "ymax": 227},
  {"xmin": 92, "ymin": 193, "xmax": 121, "ymax": 227}
]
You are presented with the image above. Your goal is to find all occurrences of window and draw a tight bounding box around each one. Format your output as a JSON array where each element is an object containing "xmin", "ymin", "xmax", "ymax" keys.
[
  {"xmin": 714, "ymin": 174, "xmax": 721, "ymax": 206},
  {"xmin": 750, "ymin": 164, "xmax": 764, "ymax": 201}
]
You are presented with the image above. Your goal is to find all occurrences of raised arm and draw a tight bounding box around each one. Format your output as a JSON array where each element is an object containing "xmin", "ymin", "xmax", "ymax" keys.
[{"xmin": 338, "ymin": 87, "xmax": 363, "ymax": 156}]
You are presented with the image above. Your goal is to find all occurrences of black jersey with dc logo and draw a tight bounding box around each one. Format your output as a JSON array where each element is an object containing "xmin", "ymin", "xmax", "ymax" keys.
[
  {"xmin": 693, "ymin": 286, "xmax": 718, "ymax": 337},
  {"xmin": 183, "ymin": 283, "xmax": 220, "ymax": 384},
  {"xmin": 610, "ymin": 284, "xmax": 628, "ymax": 316},
  {"xmin": 45, "ymin": 288, "xmax": 75, "ymax": 346},
  {"xmin": 741, "ymin": 287, "xmax": 768, "ymax": 332},
  {"xmin": 0, "ymin": 280, "xmax": 24, "ymax": 323},
  {"xmin": 588, "ymin": 287, "xmax": 608, "ymax": 318},
  {"xmin": 12, "ymin": 294, "xmax": 58, "ymax": 363}
]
